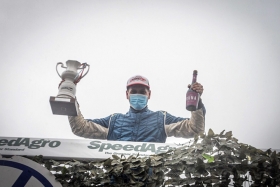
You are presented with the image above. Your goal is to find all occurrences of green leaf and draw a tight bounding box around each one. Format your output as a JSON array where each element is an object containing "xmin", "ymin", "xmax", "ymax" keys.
[
  {"xmin": 112, "ymin": 155, "xmax": 120, "ymax": 160},
  {"xmin": 150, "ymin": 160, "xmax": 162, "ymax": 166},
  {"xmin": 202, "ymin": 153, "xmax": 214, "ymax": 163},
  {"xmin": 207, "ymin": 129, "xmax": 215, "ymax": 138},
  {"xmin": 44, "ymin": 161, "xmax": 52, "ymax": 170},
  {"xmin": 219, "ymin": 130, "xmax": 225, "ymax": 136},
  {"xmin": 225, "ymin": 131, "xmax": 232, "ymax": 139},
  {"xmin": 194, "ymin": 134, "xmax": 199, "ymax": 143},
  {"xmin": 111, "ymin": 159, "xmax": 120, "ymax": 166},
  {"xmin": 103, "ymin": 158, "xmax": 112, "ymax": 167},
  {"xmin": 61, "ymin": 167, "xmax": 69, "ymax": 175}
]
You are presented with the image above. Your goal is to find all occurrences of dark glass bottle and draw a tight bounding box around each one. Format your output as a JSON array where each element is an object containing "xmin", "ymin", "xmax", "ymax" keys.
[{"xmin": 186, "ymin": 70, "xmax": 199, "ymax": 111}]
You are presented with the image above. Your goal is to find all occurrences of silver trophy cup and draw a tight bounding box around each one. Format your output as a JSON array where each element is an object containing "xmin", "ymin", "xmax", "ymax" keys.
[{"xmin": 50, "ymin": 60, "xmax": 90, "ymax": 116}]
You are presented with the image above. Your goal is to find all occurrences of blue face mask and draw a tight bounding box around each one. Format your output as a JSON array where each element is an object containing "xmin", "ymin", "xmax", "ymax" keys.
[{"xmin": 129, "ymin": 94, "xmax": 148, "ymax": 110}]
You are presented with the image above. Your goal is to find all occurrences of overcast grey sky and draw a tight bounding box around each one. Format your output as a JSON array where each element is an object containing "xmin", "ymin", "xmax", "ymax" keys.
[{"xmin": 1, "ymin": 0, "xmax": 280, "ymax": 149}]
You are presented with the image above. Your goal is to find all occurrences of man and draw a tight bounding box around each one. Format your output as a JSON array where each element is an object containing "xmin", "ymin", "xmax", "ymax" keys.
[{"xmin": 68, "ymin": 75, "xmax": 205, "ymax": 143}]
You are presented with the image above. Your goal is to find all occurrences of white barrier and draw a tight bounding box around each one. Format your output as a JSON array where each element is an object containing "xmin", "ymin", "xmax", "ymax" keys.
[{"xmin": 0, "ymin": 137, "xmax": 181, "ymax": 161}]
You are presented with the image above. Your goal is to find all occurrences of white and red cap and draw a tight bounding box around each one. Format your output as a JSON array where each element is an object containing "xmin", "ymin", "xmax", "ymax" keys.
[{"xmin": 126, "ymin": 75, "xmax": 150, "ymax": 88}]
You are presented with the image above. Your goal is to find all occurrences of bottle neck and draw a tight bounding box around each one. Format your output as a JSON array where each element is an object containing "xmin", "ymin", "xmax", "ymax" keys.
[{"xmin": 191, "ymin": 73, "xmax": 197, "ymax": 84}]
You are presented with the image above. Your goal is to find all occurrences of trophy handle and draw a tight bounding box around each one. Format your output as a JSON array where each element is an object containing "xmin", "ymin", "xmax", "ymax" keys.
[
  {"xmin": 79, "ymin": 63, "xmax": 90, "ymax": 79},
  {"xmin": 56, "ymin": 62, "xmax": 67, "ymax": 79},
  {"xmin": 74, "ymin": 63, "xmax": 90, "ymax": 84}
]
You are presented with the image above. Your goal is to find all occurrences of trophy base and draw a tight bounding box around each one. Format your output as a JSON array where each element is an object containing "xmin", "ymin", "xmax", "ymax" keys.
[{"xmin": 49, "ymin": 96, "xmax": 78, "ymax": 116}]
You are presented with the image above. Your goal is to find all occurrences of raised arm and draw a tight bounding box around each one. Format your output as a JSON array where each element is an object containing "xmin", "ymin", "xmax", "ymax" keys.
[
  {"xmin": 165, "ymin": 81, "xmax": 206, "ymax": 138},
  {"xmin": 68, "ymin": 108, "xmax": 109, "ymax": 139},
  {"xmin": 164, "ymin": 106, "xmax": 205, "ymax": 138}
]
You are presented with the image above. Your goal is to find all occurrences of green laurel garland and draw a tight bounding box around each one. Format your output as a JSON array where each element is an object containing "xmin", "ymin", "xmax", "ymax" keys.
[{"xmin": 31, "ymin": 129, "xmax": 280, "ymax": 187}]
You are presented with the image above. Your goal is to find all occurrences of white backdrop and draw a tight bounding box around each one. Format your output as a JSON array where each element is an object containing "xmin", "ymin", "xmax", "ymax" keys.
[{"xmin": 1, "ymin": 0, "xmax": 280, "ymax": 149}]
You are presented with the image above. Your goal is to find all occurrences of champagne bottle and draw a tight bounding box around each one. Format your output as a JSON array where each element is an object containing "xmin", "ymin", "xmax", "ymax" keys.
[{"xmin": 186, "ymin": 70, "xmax": 200, "ymax": 111}]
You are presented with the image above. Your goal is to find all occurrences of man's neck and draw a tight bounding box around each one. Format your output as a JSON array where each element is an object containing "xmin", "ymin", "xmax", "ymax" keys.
[{"xmin": 129, "ymin": 106, "xmax": 148, "ymax": 113}]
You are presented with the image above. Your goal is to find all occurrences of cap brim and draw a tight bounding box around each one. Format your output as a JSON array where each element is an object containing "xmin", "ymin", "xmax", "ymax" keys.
[{"xmin": 127, "ymin": 82, "xmax": 150, "ymax": 88}]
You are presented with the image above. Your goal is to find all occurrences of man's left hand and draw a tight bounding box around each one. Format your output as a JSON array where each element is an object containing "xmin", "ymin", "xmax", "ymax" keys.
[{"xmin": 188, "ymin": 82, "xmax": 204, "ymax": 96}]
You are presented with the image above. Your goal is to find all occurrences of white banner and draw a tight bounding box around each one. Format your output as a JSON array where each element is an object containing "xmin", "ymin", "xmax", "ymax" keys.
[{"xmin": 0, "ymin": 137, "xmax": 181, "ymax": 161}]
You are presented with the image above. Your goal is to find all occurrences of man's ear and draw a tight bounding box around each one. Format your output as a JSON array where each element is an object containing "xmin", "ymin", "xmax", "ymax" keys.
[
  {"xmin": 148, "ymin": 90, "xmax": 151, "ymax": 99},
  {"xmin": 126, "ymin": 90, "xmax": 129, "ymax": 99}
]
